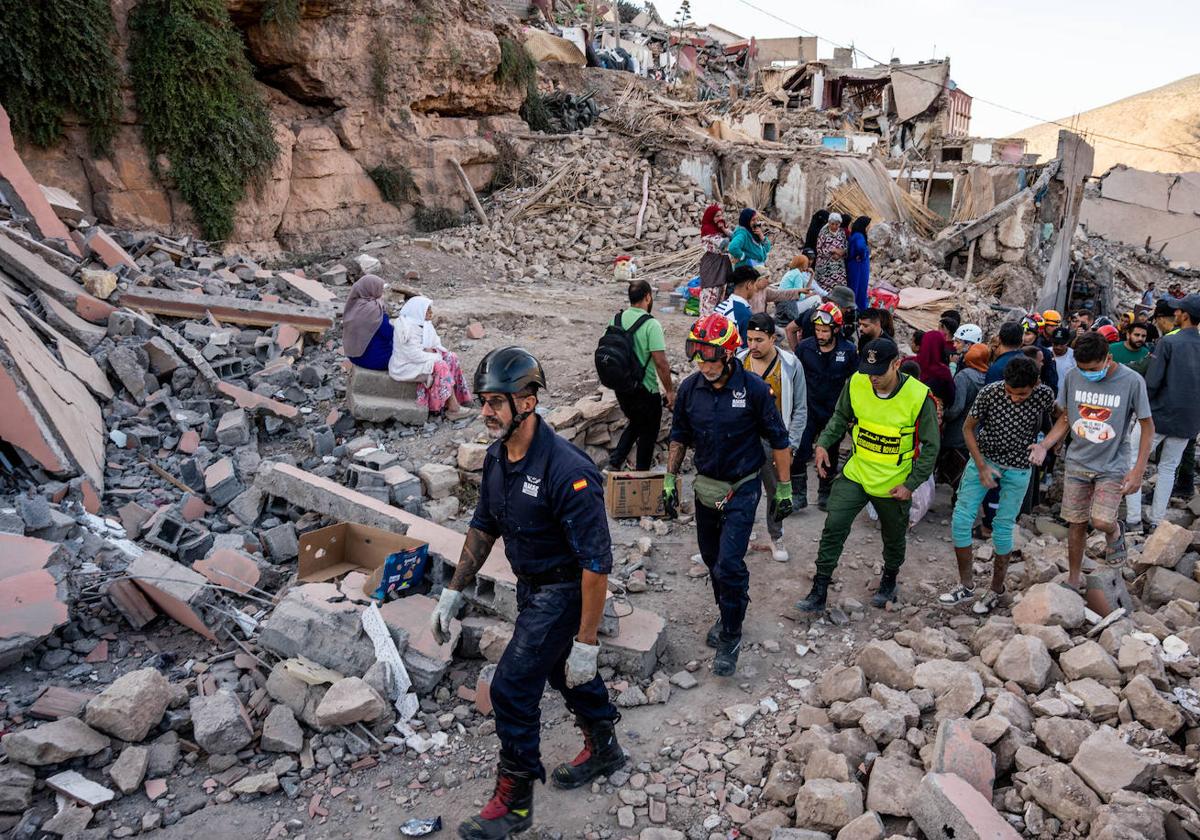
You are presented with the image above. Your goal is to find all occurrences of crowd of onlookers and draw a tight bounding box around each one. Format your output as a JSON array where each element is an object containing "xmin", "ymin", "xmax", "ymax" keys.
[{"xmin": 599, "ymin": 199, "xmax": 1200, "ymax": 613}]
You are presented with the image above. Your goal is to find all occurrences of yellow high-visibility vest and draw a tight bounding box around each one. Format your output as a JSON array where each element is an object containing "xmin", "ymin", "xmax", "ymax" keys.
[{"xmin": 844, "ymin": 373, "xmax": 929, "ymax": 496}]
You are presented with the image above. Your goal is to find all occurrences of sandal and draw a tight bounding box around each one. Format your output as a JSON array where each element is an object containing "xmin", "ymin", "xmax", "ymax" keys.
[
  {"xmin": 973, "ymin": 589, "xmax": 1005, "ymax": 615},
  {"xmin": 1104, "ymin": 521, "xmax": 1127, "ymax": 565},
  {"xmin": 938, "ymin": 585, "xmax": 976, "ymax": 606}
]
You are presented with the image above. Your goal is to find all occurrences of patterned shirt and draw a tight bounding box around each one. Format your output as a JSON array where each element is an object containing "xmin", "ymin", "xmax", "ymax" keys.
[{"xmin": 968, "ymin": 382, "xmax": 1055, "ymax": 469}]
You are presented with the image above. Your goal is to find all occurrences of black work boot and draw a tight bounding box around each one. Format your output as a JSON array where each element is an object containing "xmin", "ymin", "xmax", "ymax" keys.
[
  {"xmin": 705, "ymin": 619, "xmax": 722, "ymax": 649},
  {"xmin": 551, "ymin": 718, "xmax": 625, "ymax": 789},
  {"xmin": 712, "ymin": 632, "xmax": 742, "ymax": 677},
  {"xmin": 458, "ymin": 759, "xmax": 536, "ymax": 840},
  {"xmin": 871, "ymin": 569, "xmax": 899, "ymax": 608},
  {"xmin": 792, "ymin": 474, "xmax": 808, "ymax": 510},
  {"xmin": 795, "ymin": 574, "xmax": 831, "ymax": 613}
]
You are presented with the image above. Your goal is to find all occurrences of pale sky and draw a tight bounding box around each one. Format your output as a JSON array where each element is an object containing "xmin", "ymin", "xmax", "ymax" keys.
[{"xmin": 654, "ymin": 0, "xmax": 1200, "ymax": 138}]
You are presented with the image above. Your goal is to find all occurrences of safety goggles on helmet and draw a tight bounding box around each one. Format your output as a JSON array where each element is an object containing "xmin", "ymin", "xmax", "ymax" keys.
[
  {"xmin": 813, "ymin": 302, "xmax": 843, "ymax": 326},
  {"xmin": 685, "ymin": 339, "xmax": 730, "ymax": 363}
]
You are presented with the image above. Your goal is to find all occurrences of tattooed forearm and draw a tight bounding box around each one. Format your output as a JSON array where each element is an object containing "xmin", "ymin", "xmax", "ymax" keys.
[
  {"xmin": 667, "ymin": 441, "xmax": 687, "ymax": 475},
  {"xmin": 449, "ymin": 527, "xmax": 498, "ymax": 591}
]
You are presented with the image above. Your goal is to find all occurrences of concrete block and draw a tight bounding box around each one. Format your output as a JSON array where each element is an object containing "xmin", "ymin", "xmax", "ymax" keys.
[
  {"xmin": 215, "ymin": 408, "xmax": 252, "ymax": 447},
  {"xmin": 261, "ymin": 522, "xmax": 299, "ymax": 562},
  {"xmin": 190, "ymin": 691, "xmax": 253, "ymax": 754},
  {"xmin": 599, "ymin": 606, "xmax": 667, "ymax": 679},
  {"xmin": 418, "ymin": 463, "xmax": 459, "ymax": 499},
  {"xmin": 347, "ymin": 366, "xmax": 428, "ymax": 425},
  {"xmin": 204, "ymin": 457, "xmax": 243, "ymax": 507},
  {"xmin": 379, "ymin": 594, "xmax": 461, "ymax": 694},
  {"xmin": 909, "ymin": 773, "xmax": 1021, "ymax": 840},
  {"xmin": 458, "ymin": 442, "xmax": 489, "ymax": 471},
  {"xmin": 258, "ymin": 584, "xmax": 383, "ymax": 676}
]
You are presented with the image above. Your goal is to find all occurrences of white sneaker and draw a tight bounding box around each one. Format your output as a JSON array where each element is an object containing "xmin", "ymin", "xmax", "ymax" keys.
[
  {"xmin": 771, "ymin": 541, "xmax": 789, "ymax": 562},
  {"xmin": 691, "ymin": 553, "xmax": 704, "ymax": 564}
]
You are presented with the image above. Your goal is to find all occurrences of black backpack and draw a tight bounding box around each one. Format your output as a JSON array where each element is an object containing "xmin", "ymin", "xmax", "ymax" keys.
[{"xmin": 595, "ymin": 310, "xmax": 653, "ymax": 393}]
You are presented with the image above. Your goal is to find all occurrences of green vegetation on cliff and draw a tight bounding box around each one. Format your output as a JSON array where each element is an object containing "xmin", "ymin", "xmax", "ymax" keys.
[
  {"xmin": 0, "ymin": 0, "xmax": 121, "ymax": 155},
  {"xmin": 128, "ymin": 0, "xmax": 279, "ymax": 240}
]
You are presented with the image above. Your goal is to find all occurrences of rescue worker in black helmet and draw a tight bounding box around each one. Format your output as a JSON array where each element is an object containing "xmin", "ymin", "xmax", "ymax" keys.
[{"xmin": 430, "ymin": 347, "xmax": 623, "ymax": 840}]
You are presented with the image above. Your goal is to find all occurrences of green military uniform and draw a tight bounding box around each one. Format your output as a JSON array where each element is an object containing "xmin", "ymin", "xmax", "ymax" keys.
[{"xmin": 814, "ymin": 372, "xmax": 940, "ymax": 576}]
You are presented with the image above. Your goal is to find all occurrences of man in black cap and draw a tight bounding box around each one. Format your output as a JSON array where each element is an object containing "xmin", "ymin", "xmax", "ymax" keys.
[{"xmin": 796, "ymin": 338, "xmax": 941, "ymax": 613}]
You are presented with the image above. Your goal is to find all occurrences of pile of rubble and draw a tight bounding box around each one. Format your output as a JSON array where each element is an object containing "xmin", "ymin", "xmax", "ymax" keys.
[
  {"xmin": 440, "ymin": 129, "xmax": 737, "ymax": 287},
  {"xmin": 578, "ymin": 518, "xmax": 1200, "ymax": 840},
  {"xmin": 0, "ymin": 113, "xmax": 676, "ymax": 836}
]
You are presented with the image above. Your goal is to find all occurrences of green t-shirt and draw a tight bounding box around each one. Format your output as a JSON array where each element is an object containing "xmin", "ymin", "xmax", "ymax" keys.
[
  {"xmin": 1109, "ymin": 340, "xmax": 1149, "ymax": 366},
  {"xmin": 616, "ymin": 307, "xmax": 666, "ymax": 393}
]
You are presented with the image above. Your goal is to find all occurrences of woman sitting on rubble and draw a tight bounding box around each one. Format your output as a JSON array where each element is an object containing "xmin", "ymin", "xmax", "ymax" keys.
[
  {"xmin": 846, "ymin": 216, "xmax": 871, "ymax": 311},
  {"xmin": 342, "ymin": 274, "xmax": 393, "ymax": 371},
  {"xmin": 698, "ymin": 204, "xmax": 732, "ymax": 317},
  {"xmin": 813, "ymin": 213, "xmax": 848, "ymax": 290},
  {"xmin": 388, "ymin": 296, "xmax": 473, "ymax": 420},
  {"xmin": 728, "ymin": 208, "xmax": 772, "ymax": 271},
  {"xmin": 774, "ymin": 254, "xmax": 825, "ymax": 326}
]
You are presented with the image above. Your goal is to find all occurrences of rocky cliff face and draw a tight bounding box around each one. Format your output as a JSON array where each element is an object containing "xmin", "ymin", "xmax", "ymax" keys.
[{"xmin": 18, "ymin": 0, "xmax": 525, "ymax": 254}]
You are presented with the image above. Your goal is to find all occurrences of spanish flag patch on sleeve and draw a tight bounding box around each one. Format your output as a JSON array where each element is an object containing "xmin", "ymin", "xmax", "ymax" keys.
[{"xmin": 572, "ymin": 478, "xmax": 589, "ymax": 492}]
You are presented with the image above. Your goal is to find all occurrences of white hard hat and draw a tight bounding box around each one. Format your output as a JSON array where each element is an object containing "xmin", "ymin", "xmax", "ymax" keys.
[{"xmin": 954, "ymin": 324, "xmax": 983, "ymax": 344}]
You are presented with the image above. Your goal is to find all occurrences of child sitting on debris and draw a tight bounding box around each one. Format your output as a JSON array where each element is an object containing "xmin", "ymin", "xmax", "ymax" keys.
[
  {"xmin": 388, "ymin": 296, "xmax": 473, "ymax": 420},
  {"xmin": 342, "ymin": 274, "xmax": 393, "ymax": 371}
]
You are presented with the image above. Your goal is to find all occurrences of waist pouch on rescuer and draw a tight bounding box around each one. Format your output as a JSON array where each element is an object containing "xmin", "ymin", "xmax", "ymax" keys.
[{"xmin": 693, "ymin": 471, "xmax": 759, "ymax": 510}]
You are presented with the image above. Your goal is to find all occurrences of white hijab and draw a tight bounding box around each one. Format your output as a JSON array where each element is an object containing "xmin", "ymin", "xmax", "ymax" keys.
[{"xmin": 399, "ymin": 296, "xmax": 444, "ymax": 351}]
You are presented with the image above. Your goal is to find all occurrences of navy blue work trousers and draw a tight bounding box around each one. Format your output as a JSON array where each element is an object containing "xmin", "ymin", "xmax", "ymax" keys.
[
  {"xmin": 490, "ymin": 581, "xmax": 618, "ymax": 779},
  {"xmin": 693, "ymin": 478, "xmax": 760, "ymax": 637}
]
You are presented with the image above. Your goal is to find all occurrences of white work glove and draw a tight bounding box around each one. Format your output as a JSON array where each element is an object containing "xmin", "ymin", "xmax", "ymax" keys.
[
  {"xmin": 429, "ymin": 588, "xmax": 463, "ymax": 645},
  {"xmin": 564, "ymin": 640, "xmax": 600, "ymax": 688}
]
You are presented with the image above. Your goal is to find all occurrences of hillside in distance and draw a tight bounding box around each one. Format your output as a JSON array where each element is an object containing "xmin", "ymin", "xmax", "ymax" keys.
[{"xmin": 1014, "ymin": 74, "xmax": 1200, "ymax": 175}]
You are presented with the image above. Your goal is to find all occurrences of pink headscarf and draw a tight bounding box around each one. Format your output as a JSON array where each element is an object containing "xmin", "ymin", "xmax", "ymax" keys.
[{"xmin": 342, "ymin": 274, "xmax": 386, "ymax": 357}]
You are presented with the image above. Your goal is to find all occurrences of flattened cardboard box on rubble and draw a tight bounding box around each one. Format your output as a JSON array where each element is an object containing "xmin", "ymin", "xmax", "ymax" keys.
[
  {"xmin": 605, "ymin": 471, "xmax": 665, "ymax": 519},
  {"xmin": 298, "ymin": 522, "xmax": 430, "ymax": 599}
]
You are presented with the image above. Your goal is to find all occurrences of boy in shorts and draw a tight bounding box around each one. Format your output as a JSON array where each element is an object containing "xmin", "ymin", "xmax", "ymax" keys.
[{"xmin": 1038, "ymin": 332, "xmax": 1154, "ymax": 589}]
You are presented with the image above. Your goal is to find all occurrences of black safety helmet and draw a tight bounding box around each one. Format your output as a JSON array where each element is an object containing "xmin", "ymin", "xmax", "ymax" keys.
[
  {"xmin": 473, "ymin": 346, "xmax": 547, "ymax": 396},
  {"xmin": 473, "ymin": 347, "xmax": 546, "ymax": 442}
]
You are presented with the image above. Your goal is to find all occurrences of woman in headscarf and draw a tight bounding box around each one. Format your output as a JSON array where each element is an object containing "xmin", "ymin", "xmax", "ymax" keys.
[
  {"xmin": 727, "ymin": 208, "xmax": 772, "ymax": 271},
  {"xmin": 813, "ymin": 213, "xmax": 848, "ymax": 290},
  {"xmin": 803, "ymin": 209, "xmax": 829, "ymax": 252},
  {"xmin": 388, "ymin": 296, "xmax": 472, "ymax": 419},
  {"xmin": 698, "ymin": 204, "xmax": 732, "ymax": 317},
  {"xmin": 846, "ymin": 216, "xmax": 871, "ymax": 311},
  {"xmin": 914, "ymin": 329, "xmax": 957, "ymax": 408},
  {"xmin": 342, "ymin": 275, "xmax": 393, "ymax": 370}
]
